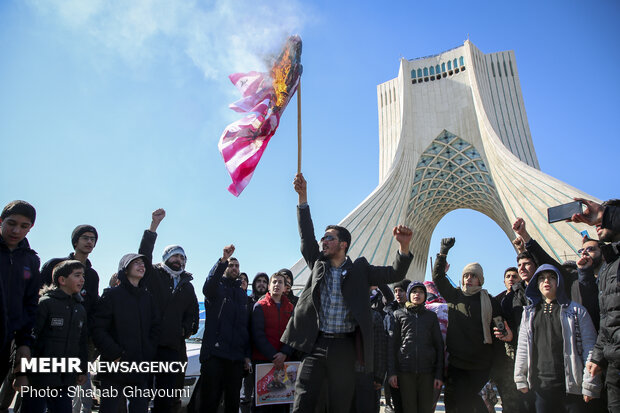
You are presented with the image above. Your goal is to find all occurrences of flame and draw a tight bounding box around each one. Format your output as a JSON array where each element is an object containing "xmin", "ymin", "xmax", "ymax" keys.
[{"xmin": 271, "ymin": 46, "xmax": 292, "ymax": 109}]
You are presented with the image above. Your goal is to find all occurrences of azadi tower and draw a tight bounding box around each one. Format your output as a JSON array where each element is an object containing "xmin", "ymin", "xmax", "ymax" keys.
[{"xmin": 291, "ymin": 40, "xmax": 598, "ymax": 283}]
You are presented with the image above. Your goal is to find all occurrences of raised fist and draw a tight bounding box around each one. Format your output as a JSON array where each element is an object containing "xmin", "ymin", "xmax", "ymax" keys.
[{"xmin": 440, "ymin": 238, "xmax": 455, "ymax": 254}]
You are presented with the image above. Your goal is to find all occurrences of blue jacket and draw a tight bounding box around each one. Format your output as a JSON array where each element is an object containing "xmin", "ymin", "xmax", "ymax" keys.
[
  {"xmin": 0, "ymin": 236, "xmax": 40, "ymax": 348},
  {"xmin": 200, "ymin": 259, "xmax": 250, "ymax": 363}
]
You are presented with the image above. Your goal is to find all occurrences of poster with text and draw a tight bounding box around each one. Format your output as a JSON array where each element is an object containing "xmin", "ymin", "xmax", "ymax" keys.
[{"xmin": 255, "ymin": 361, "xmax": 299, "ymax": 406}]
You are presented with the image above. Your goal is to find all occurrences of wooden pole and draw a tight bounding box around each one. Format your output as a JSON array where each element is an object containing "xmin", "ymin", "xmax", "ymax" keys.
[{"xmin": 297, "ymin": 80, "xmax": 302, "ymax": 174}]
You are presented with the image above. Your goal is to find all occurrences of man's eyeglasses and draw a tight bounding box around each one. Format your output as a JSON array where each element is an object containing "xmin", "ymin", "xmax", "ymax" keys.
[
  {"xmin": 320, "ymin": 235, "xmax": 338, "ymax": 242},
  {"xmin": 578, "ymin": 246, "xmax": 597, "ymax": 254},
  {"xmin": 79, "ymin": 236, "xmax": 97, "ymax": 242}
]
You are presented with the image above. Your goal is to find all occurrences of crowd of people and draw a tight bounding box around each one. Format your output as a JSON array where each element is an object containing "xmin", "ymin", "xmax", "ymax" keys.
[{"xmin": 0, "ymin": 174, "xmax": 618, "ymax": 413}]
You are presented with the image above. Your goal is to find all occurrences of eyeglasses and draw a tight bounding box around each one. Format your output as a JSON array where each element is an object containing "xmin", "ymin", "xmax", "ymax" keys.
[
  {"xmin": 80, "ymin": 236, "xmax": 97, "ymax": 242},
  {"xmin": 577, "ymin": 246, "xmax": 597, "ymax": 254},
  {"xmin": 320, "ymin": 235, "xmax": 338, "ymax": 242}
]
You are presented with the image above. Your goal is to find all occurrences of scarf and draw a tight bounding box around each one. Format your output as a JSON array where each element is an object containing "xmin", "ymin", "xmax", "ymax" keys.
[
  {"xmin": 161, "ymin": 263, "xmax": 183, "ymax": 288},
  {"xmin": 462, "ymin": 285, "xmax": 493, "ymax": 344}
]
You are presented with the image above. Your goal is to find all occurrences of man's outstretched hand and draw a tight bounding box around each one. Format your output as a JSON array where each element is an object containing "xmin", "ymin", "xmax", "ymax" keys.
[
  {"xmin": 393, "ymin": 225, "xmax": 413, "ymax": 255},
  {"xmin": 570, "ymin": 198, "xmax": 604, "ymax": 227},
  {"xmin": 293, "ymin": 173, "xmax": 307, "ymax": 205}
]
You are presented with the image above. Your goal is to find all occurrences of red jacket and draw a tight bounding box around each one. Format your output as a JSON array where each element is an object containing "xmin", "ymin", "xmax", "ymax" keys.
[{"xmin": 252, "ymin": 293, "xmax": 293, "ymax": 361}]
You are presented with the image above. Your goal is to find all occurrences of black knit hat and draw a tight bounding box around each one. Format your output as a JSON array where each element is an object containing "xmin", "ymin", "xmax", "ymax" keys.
[
  {"xmin": 71, "ymin": 225, "xmax": 98, "ymax": 247},
  {"xmin": 392, "ymin": 279, "xmax": 411, "ymax": 292},
  {"xmin": 406, "ymin": 281, "xmax": 427, "ymax": 301}
]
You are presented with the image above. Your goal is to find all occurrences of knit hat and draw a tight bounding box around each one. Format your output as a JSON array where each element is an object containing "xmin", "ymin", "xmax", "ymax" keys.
[
  {"xmin": 162, "ymin": 245, "xmax": 186, "ymax": 263},
  {"xmin": 462, "ymin": 262, "xmax": 484, "ymax": 285},
  {"xmin": 71, "ymin": 225, "xmax": 98, "ymax": 247},
  {"xmin": 392, "ymin": 279, "xmax": 411, "ymax": 292},
  {"xmin": 406, "ymin": 281, "xmax": 427, "ymax": 302}
]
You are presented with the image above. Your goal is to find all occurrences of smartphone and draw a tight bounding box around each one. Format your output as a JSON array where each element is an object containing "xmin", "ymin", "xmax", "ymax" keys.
[
  {"xmin": 493, "ymin": 316, "xmax": 507, "ymax": 336},
  {"xmin": 547, "ymin": 201, "xmax": 583, "ymax": 223}
]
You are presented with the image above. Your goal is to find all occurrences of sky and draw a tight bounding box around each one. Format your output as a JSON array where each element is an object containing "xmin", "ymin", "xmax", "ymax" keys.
[{"xmin": 1, "ymin": 0, "xmax": 618, "ymax": 297}]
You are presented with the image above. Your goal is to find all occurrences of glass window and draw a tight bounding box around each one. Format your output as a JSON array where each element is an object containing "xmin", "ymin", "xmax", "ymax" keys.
[
  {"xmin": 423, "ymin": 67, "xmax": 428, "ymax": 76},
  {"xmin": 435, "ymin": 65, "xmax": 440, "ymax": 74},
  {"xmin": 447, "ymin": 61, "xmax": 452, "ymax": 70},
  {"xmin": 453, "ymin": 58, "xmax": 457, "ymax": 69},
  {"xmin": 411, "ymin": 70, "xmax": 416, "ymax": 79},
  {"xmin": 459, "ymin": 56, "xmax": 464, "ymax": 66},
  {"xmin": 430, "ymin": 66, "xmax": 435, "ymax": 75},
  {"xmin": 441, "ymin": 63, "xmax": 446, "ymax": 72},
  {"xmin": 417, "ymin": 68, "xmax": 423, "ymax": 77}
]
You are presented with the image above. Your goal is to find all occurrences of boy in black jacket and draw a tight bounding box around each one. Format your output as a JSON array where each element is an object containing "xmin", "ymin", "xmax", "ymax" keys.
[
  {"xmin": 0, "ymin": 200, "xmax": 40, "ymax": 384},
  {"xmin": 20, "ymin": 260, "xmax": 88, "ymax": 413},
  {"xmin": 92, "ymin": 253, "xmax": 160, "ymax": 413},
  {"xmin": 387, "ymin": 282, "xmax": 444, "ymax": 413}
]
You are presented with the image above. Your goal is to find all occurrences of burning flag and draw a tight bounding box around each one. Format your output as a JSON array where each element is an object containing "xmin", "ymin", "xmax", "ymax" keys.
[{"xmin": 218, "ymin": 35, "xmax": 302, "ymax": 196}]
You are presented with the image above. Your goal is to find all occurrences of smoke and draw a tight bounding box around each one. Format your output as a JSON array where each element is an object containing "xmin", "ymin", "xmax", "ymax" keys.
[{"xmin": 26, "ymin": 0, "xmax": 309, "ymax": 79}]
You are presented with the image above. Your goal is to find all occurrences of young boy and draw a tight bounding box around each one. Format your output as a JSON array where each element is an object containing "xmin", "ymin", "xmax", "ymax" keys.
[
  {"xmin": 387, "ymin": 281, "xmax": 444, "ymax": 413},
  {"xmin": 0, "ymin": 200, "xmax": 40, "ymax": 383},
  {"xmin": 91, "ymin": 254, "xmax": 160, "ymax": 413},
  {"xmin": 18, "ymin": 260, "xmax": 88, "ymax": 413},
  {"xmin": 514, "ymin": 264, "xmax": 600, "ymax": 412}
]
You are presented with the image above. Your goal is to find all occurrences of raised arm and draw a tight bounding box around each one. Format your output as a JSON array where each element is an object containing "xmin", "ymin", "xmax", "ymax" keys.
[
  {"xmin": 139, "ymin": 208, "xmax": 166, "ymax": 267},
  {"xmin": 432, "ymin": 238, "xmax": 458, "ymax": 302},
  {"xmin": 294, "ymin": 173, "xmax": 320, "ymax": 267},
  {"xmin": 202, "ymin": 245, "xmax": 234, "ymax": 298}
]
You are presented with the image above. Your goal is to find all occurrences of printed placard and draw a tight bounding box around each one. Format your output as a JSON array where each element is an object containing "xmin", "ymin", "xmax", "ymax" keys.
[{"xmin": 254, "ymin": 362, "xmax": 299, "ymax": 406}]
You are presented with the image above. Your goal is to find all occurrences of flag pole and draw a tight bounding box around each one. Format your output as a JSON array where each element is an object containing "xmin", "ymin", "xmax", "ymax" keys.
[{"xmin": 297, "ymin": 80, "xmax": 302, "ymax": 174}]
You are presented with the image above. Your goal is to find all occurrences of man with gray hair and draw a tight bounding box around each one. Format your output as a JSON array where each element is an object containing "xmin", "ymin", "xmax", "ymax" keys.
[{"xmin": 139, "ymin": 208, "xmax": 199, "ymax": 413}]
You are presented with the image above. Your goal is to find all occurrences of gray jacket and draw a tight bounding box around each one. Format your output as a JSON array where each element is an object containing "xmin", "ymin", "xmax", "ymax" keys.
[{"xmin": 514, "ymin": 264, "xmax": 600, "ymax": 397}]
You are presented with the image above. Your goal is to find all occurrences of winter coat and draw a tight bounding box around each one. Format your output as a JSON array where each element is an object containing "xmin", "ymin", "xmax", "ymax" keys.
[
  {"xmin": 139, "ymin": 230, "xmax": 199, "ymax": 352},
  {"xmin": 30, "ymin": 288, "xmax": 88, "ymax": 388},
  {"xmin": 387, "ymin": 303, "xmax": 444, "ymax": 380},
  {"xmin": 591, "ymin": 205, "xmax": 620, "ymax": 368},
  {"xmin": 514, "ymin": 264, "xmax": 600, "ymax": 397},
  {"xmin": 281, "ymin": 205, "xmax": 413, "ymax": 374},
  {"xmin": 251, "ymin": 292, "xmax": 293, "ymax": 361},
  {"xmin": 200, "ymin": 259, "xmax": 250, "ymax": 363},
  {"xmin": 91, "ymin": 254, "xmax": 160, "ymax": 384},
  {"xmin": 432, "ymin": 253, "xmax": 501, "ymax": 370},
  {"xmin": 372, "ymin": 309, "xmax": 387, "ymax": 384},
  {"xmin": 0, "ymin": 236, "xmax": 40, "ymax": 347},
  {"xmin": 41, "ymin": 253, "xmax": 100, "ymax": 317}
]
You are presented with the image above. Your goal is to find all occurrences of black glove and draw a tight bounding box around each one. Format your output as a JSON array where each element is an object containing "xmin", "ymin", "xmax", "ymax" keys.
[{"xmin": 440, "ymin": 237, "xmax": 455, "ymax": 255}]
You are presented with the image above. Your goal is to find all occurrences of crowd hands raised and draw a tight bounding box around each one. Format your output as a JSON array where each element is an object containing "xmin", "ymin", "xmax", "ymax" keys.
[{"xmin": 0, "ymin": 186, "xmax": 618, "ymax": 413}]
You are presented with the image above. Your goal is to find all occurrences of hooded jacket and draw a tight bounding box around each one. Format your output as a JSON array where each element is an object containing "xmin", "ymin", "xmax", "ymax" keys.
[
  {"xmin": 139, "ymin": 230, "xmax": 199, "ymax": 352},
  {"xmin": 591, "ymin": 204, "xmax": 620, "ymax": 368},
  {"xmin": 514, "ymin": 264, "xmax": 600, "ymax": 397},
  {"xmin": 41, "ymin": 253, "xmax": 100, "ymax": 317},
  {"xmin": 91, "ymin": 254, "xmax": 160, "ymax": 384},
  {"xmin": 0, "ymin": 236, "xmax": 40, "ymax": 348},
  {"xmin": 281, "ymin": 205, "xmax": 412, "ymax": 374},
  {"xmin": 29, "ymin": 287, "xmax": 88, "ymax": 388},
  {"xmin": 251, "ymin": 292, "xmax": 293, "ymax": 361}
]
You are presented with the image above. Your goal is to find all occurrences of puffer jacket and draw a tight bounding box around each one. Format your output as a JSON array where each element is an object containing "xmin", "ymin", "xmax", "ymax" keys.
[
  {"xmin": 30, "ymin": 287, "xmax": 88, "ymax": 388},
  {"xmin": 387, "ymin": 303, "xmax": 444, "ymax": 380},
  {"xmin": 591, "ymin": 204, "xmax": 620, "ymax": 368},
  {"xmin": 91, "ymin": 254, "xmax": 160, "ymax": 384},
  {"xmin": 514, "ymin": 264, "xmax": 600, "ymax": 397}
]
